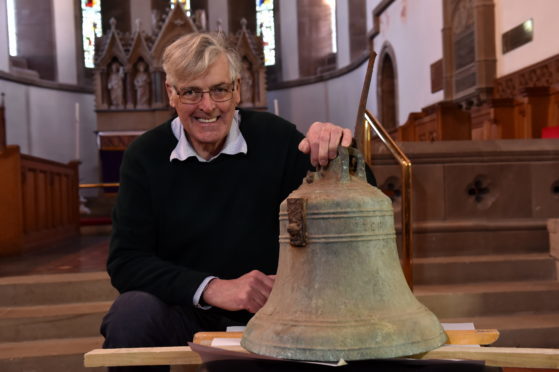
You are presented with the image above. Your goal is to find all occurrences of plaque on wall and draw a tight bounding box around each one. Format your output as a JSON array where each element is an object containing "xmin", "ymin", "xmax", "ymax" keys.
[
  {"xmin": 431, "ymin": 59, "xmax": 443, "ymax": 93},
  {"xmin": 502, "ymin": 19, "xmax": 533, "ymax": 54}
]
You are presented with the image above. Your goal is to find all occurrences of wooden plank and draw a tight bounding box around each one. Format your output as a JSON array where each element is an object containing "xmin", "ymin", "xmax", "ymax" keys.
[
  {"xmin": 84, "ymin": 346, "xmax": 203, "ymax": 367},
  {"xmin": 420, "ymin": 346, "xmax": 559, "ymax": 369},
  {"xmin": 84, "ymin": 345, "xmax": 559, "ymax": 369},
  {"xmin": 192, "ymin": 329, "xmax": 500, "ymax": 346},
  {"xmin": 192, "ymin": 332, "xmax": 244, "ymax": 345},
  {"xmin": 445, "ymin": 329, "xmax": 499, "ymax": 345},
  {"xmin": 0, "ymin": 146, "xmax": 24, "ymax": 255}
]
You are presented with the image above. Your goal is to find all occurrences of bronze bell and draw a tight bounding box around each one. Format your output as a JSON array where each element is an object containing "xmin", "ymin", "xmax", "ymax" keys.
[{"xmin": 241, "ymin": 147, "xmax": 446, "ymax": 361}]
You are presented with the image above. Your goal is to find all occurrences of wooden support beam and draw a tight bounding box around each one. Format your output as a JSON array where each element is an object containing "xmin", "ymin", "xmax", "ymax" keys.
[
  {"xmin": 192, "ymin": 329, "xmax": 500, "ymax": 347},
  {"xmin": 85, "ymin": 346, "xmax": 203, "ymax": 367},
  {"xmin": 84, "ymin": 344, "xmax": 559, "ymax": 369},
  {"xmin": 421, "ymin": 346, "xmax": 559, "ymax": 369},
  {"xmin": 445, "ymin": 329, "xmax": 500, "ymax": 346}
]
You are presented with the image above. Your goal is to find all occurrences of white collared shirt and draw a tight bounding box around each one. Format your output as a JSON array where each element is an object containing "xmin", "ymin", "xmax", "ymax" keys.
[
  {"xmin": 169, "ymin": 110, "xmax": 247, "ymax": 163},
  {"xmin": 168, "ymin": 110, "xmax": 247, "ymax": 309}
]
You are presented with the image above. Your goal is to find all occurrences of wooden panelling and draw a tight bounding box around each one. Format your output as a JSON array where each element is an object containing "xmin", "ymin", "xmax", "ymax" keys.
[
  {"xmin": 395, "ymin": 102, "xmax": 471, "ymax": 142},
  {"xmin": 518, "ymin": 87, "xmax": 552, "ymax": 138},
  {"xmin": 0, "ymin": 100, "xmax": 5, "ymax": 152},
  {"xmin": 0, "ymin": 146, "xmax": 79, "ymax": 256},
  {"xmin": 0, "ymin": 146, "xmax": 24, "ymax": 256},
  {"xmin": 470, "ymin": 98, "xmax": 516, "ymax": 140},
  {"xmin": 20, "ymin": 154, "xmax": 80, "ymax": 251}
]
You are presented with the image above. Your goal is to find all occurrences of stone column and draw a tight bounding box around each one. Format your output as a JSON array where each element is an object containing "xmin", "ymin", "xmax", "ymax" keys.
[
  {"xmin": 0, "ymin": 0, "xmax": 11, "ymax": 72},
  {"xmin": 279, "ymin": 0, "xmax": 299, "ymax": 81},
  {"xmin": 53, "ymin": 0, "xmax": 78, "ymax": 84},
  {"xmin": 336, "ymin": 0, "xmax": 350, "ymax": 69}
]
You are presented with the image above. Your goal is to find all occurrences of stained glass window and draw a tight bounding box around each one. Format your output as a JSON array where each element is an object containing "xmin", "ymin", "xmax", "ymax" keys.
[
  {"xmin": 256, "ymin": 0, "xmax": 275, "ymax": 66},
  {"xmin": 82, "ymin": 0, "xmax": 102, "ymax": 68},
  {"xmin": 170, "ymin": 0, "xmax": 191, "ymax": 16}
]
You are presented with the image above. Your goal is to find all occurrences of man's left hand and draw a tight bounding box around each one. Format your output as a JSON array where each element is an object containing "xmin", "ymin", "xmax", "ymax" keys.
[{"xmin": 298, "ymin": 122, "xmax": 353, "ymax": 167}]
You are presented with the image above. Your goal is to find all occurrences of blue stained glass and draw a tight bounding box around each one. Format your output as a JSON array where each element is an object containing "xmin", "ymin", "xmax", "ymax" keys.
[{"xmin": 256, "ymin": 0, "xmax": 275, "ymax": 66}]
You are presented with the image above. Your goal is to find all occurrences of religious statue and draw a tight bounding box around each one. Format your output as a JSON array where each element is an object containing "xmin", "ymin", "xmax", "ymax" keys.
[
  {"xmin": 240, "ymin": 58, "xmax": 254, "ymax": 106},
  {"xmin": 134, "ymin": 60, "xmax": 151, "ymax": 108},
  {"xmin": 107, "ymin": 61, "xmax": 124, "ymax": 109}
]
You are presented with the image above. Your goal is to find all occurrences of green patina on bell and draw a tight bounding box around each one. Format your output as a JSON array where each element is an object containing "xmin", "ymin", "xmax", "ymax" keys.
[{"xmin": 241, "ymin": 147, "xmax": 446, "ymax": 362}]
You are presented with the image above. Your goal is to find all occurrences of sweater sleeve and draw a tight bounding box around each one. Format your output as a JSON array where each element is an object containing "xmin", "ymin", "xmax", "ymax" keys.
[
  {"xmin": 107, "ymin": 138, "xmax": 210, "ymax": 306},
  {"xmin": 279, "ymin": 125, "xmax": 311, "ymax": 201}
]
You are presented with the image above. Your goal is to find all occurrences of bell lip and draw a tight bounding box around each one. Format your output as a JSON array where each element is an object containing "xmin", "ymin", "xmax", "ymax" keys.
[{"xmin": 240, "ymin": 331, "xmax": 447, "ymax": 362}]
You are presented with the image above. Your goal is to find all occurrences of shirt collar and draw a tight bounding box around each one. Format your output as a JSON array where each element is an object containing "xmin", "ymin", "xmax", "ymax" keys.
[{"xmin": 169, "ymin": 110, "xmax": 247, "ymax": 162}]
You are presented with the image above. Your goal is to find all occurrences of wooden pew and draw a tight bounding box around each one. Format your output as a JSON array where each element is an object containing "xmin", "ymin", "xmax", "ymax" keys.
[{"xmin": 0, "ymin": 96, "xmax": 80, "ymax": 256}]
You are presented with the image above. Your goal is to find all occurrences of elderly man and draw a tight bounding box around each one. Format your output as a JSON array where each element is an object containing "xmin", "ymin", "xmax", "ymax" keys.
[{"xmin": 100, "ymin": 32, "xmax": 373, "ymax": 370}]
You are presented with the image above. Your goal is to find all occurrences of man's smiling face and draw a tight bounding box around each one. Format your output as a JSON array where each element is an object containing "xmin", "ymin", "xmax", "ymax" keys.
[{"xmin": 167, "ymin": 54, "xmax": 240, "ymax": 158}]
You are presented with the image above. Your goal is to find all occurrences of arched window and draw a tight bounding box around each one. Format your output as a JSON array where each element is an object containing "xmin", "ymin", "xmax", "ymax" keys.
[{"xmin": 379, "ymin": 51, "xmax": 398, "ymax": 130}]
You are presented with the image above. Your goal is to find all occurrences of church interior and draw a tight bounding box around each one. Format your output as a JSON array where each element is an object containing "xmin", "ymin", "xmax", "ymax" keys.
[{"xmin": 0, "ymin": 0, "xmax": 558, "ymax": 370}]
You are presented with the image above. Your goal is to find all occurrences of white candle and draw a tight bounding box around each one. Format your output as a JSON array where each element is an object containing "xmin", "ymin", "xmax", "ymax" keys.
[
  {"xmin": 273, "ymin": 99, "xmax": 279, "ymax": 116},
  {"xmin": 75, "ymin": 102, "xmax": 80, "ymax": 160}
]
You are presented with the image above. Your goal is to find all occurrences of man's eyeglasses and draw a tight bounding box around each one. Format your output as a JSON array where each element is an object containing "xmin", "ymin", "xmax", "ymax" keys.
[{"xmin": 174, "ymin": 83, "xmax": 236, "ymax": 104}]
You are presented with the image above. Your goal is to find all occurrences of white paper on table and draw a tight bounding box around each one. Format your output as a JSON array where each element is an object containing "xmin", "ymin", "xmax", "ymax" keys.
[{"xmin": 441, "ymin": 322, "xmax": 475, "ymax": 331}]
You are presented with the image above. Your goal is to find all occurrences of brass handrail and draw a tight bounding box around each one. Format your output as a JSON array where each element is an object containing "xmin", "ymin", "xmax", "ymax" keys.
[
  {"xmin": 80, "ymin": 182, "xmax": 120, "ymax": 189},
  {"xmin": 362, "ymin": 110, "xmax": 413, "ymax": 290},
  {"xmin": 354, "ymin": 51, "xmax": 414, "ymax": 290}
]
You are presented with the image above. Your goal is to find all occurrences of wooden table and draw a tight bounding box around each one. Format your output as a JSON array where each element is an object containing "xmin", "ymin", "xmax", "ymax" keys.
[{"xmin": 84, "ymin": 329, "xmax": 559, "ymax": 370}]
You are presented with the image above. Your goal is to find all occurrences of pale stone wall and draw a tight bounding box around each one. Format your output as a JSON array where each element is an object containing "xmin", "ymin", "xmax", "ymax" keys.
[{"xmin": 0, "ymin": 79, "xmax": 98, "ymax": 184}]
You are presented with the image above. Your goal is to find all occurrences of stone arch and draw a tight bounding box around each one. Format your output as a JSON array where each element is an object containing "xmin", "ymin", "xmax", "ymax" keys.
[{"xmin": 377, "ymin": 42, "xmax": 399, "ymax": 131}]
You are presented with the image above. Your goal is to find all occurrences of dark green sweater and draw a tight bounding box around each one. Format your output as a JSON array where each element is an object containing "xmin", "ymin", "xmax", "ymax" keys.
[{"xmin": 107, "ymin": 109, "xmax": 311, "ymax": 320}]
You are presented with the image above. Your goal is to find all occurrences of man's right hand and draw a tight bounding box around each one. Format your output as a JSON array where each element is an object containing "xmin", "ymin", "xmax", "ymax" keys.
[{"xmin": 202, "ymin": 270, "xmax": 275, "ymax": 313}]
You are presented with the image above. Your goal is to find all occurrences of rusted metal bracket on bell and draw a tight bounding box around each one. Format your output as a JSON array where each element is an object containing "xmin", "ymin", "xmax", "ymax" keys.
[
  {"xmin": 286, "ymin": 198, "xmax": 307, "ymax": 247},
  {"xmin": 314, "ymin": 146, "xmax": 367, "ymax": 183}
]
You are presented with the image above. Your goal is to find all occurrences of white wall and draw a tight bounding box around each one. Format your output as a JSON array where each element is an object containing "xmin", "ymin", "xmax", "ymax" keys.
[
  {"xmin": 0, "ymin": 79, "xmax": 99, "ymax": 183},
  {"xmin": 366, "ymin": 0, "xmax": 383, "ymax": 31},
  {"xmin": 495, "ymin": 0, "xmax": 559, "ymax": 76},
  {"xmin": 369, "ymin": 0, "xmax": 443, "ymax": 125},
  {"xmin": 269, "ymin": 61, "xmax": 369, "ymax": 135}
]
